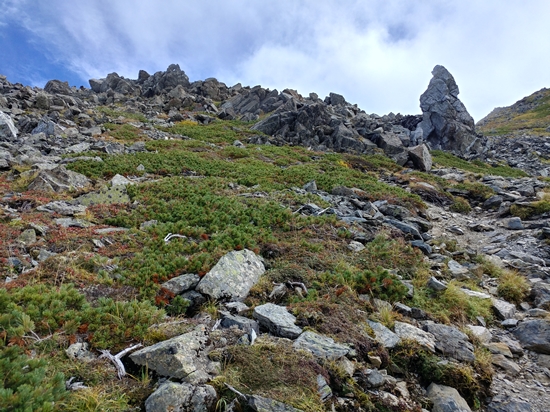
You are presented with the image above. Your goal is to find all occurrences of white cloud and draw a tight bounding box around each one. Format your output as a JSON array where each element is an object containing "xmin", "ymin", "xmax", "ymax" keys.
[{"xmin": 2, "ymin": 0, "xmax": 550, "ymax": 120}]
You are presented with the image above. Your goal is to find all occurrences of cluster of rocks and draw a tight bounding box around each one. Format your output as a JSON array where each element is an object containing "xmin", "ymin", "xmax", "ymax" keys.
[{"xmin": 0, "ymin": 63, "xmax": 485, "ymax": 177}]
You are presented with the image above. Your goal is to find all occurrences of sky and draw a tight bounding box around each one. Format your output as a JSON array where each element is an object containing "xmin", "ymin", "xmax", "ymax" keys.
[{"xmin": 1, "ymin": 0, "xmax": 549, "ymax": 121}]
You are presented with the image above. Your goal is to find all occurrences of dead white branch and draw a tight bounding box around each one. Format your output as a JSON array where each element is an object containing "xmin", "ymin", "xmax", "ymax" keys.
[
  {"xmin": 164, "ymin": 233, "xmax": 187, "ymax": 243},
  {"xmin": 224, "ymin": 383, "xmax": 247, "ymax": 400},
  {"xmin": 99, "ymin": 343, "xmax": 143, "ymax": 379},
  {"xmin": 287, "ymin": 281, "xmax": 308, "ymax": 296}
]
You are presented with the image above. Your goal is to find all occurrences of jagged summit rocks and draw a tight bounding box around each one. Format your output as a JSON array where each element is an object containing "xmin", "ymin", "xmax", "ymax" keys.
[{"xmin": 413, "ymin": 65, "xmax": 482, "ymax": 157}]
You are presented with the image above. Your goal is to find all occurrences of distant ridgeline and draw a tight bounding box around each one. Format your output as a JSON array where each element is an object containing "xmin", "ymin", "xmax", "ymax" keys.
[{"xmin": 1, "ymin": 64, "xmax": 486, "ymax": 171}]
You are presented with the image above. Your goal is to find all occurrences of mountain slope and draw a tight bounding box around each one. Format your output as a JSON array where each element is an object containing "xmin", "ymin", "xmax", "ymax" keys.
[{"xmin": 477, "ymin": 87, "xmax": 550, "ymax": 136}]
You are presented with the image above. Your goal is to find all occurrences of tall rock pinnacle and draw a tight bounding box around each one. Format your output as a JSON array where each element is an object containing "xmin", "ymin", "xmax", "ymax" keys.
[{"xmin": 413, "ymin": 65, "xmax": 481, "ymax": 157}]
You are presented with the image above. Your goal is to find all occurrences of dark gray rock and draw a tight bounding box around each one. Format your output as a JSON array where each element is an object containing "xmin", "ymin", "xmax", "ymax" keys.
[
  {"xmin": 423, "ymin": 323, "xmax": 475, "ymax": 363},
  {"xmin": 44, "ymin": 79, "xmax": 73, "ymax": 95},
  {"xmin": 414, "ymin": 65, "xmax": 481, "ymax": 157},
  {"xmin": 383, "ymin": 217, "xmax": 421, "ymax": 239},
  {"xmin": 253, "ymin": 303, "xmax": 302, "ymax": 339},
  {"xmin": 483, "ymin": 195, "xmax": 504, "ymax": 210},
  {"xmin": 220, "ymin": 313, "xmax": 259, "ymax": 335},
  {"xmin": 531, "ymin": 282, "xmax": 550, "ymax": 309},
  {"xmin": 408, "ymin": 144, "xmax": 432, "ymax": 171},
  {"xmin": 506, "ymin": 217, "xmax": 524, "ymax": 230},
  {"xmin": 512, "ymin": 319, "xmax": 550, "ymax": 354},
  {"xmin": 410, "ymin": 240, "xmax": 432, "ymax": 255}
]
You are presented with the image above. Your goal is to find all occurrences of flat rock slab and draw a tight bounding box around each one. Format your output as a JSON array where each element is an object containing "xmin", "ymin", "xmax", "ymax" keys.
[
  {"xmin": 492, "ymin": 298, "xmax": 516, "ymax": 320},
  {"xmin": 512, "ymin": 319, "xmax": 550, "ymax": 354},
  {"xmin": 367, "ymin": 320, "xmax": 400, "ymax": 349},
  {"xmin": 293, "ymin": 331, "xmax": 350, "ymax": 360},
  {"xmin": 144, "ymin": 382, "xmax": 216, "ymax": 412},
  {"xmin": 394, "ymin": 321, "xmax": 436, "ymax": 352},
  {"xmin": 423, "ymin": 322, "xmax": 475, "ymax": 363},
  {"xmin": 75, "ymin": 183, "xmax": 131, "ymax": 206},
  {"xmin": 196, "ymin": 249, "xmax": 265, "ymax": 301},
  {"xmin": 36, "ymin": 200, "xmax": 87, "ymax": 216},
  {"xmin": 427, "ymin": 383, "xmax": 471, "ymax": 412},
  {"xmin": 130, "ymin": 325, "xmax": 216, "ymax": 384},
  {"xmin": 253, "ymin": 303, "xmax": 302, "ymax": 339},
  {"xmin": 161, "ymin": 273, "xmax": 200, "ymax": 295},
  {"xmin": 248, "ymin": 395, "xmax": 304, "ymax": 412},
  {"xmin": 27, "ymin": 166, "xmax": 90, "ymax": 193}
]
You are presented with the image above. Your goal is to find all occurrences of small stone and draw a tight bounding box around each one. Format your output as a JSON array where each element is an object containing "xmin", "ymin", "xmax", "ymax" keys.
[
  {"xmin": 501, "ymin": 318, "xmax": 518, "ymax": 328},
  {"xmin": 427, "ymin": 276, "xmax": 447, "ymax": 291},
  {"xmin": 348, "ymin": 240, "xmax": 365, "ymax": 252},
  {"xmin": 506, "ymin": 217, "xmax": 524, "ymax": 230}
]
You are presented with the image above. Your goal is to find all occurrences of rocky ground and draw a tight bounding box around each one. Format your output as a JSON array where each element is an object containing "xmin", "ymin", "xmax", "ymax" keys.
[{"xmin": 1, "ymin": 65, "xmax": 550, "ymax": 412}]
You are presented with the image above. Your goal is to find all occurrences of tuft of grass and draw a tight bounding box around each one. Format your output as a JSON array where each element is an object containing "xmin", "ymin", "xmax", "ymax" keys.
[
  {"xmin": 214, "ymin": 337, "xmax": 326, "ymax": 411},
  {"xmin": 497, "ymin": 271, "xmax": 529, "ymax": 304},
  {"xmin": 450, "ymin": 196, "xmax": 472, "ymax": 214},
  {"xmin": 103, "ymin": 123, "xmax": 144, "ymax": 142},
  {"xmin": 510, "ymin": 196, "xmax": 550, "ymax": 219}
]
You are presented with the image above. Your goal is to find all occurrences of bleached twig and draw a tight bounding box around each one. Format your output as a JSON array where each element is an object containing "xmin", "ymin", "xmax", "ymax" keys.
[
  {"xmin": 164, "ymin": 233, "xmax": 187, "ymax": 243},
  {"xmin": 99, "ymin": 343, "xmax": 143, "ymax": 379},
  {"xmin": 287, "ymin": 281, "xmax": 308, "ymax": 295},
  {"xmin": 224, "ymin": 383, "xmax": 247, "ymax": 400}
]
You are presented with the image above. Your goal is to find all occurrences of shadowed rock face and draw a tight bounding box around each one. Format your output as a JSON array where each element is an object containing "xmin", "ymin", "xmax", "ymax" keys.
[{"xmin": 414, "ymin": 65, "xmax": 482, "ymax": 157}]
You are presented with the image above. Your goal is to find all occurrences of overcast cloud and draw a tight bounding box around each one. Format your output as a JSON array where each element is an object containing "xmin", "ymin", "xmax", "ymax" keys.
[{"xmin": 1, "ymin": 0, "xmax": 549, "ymax": 120}]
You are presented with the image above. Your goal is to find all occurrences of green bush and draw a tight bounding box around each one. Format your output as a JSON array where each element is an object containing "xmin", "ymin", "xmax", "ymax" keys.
[{"xmin": 0, "ymin": 345, "xmax": 66, "ymax": 412}]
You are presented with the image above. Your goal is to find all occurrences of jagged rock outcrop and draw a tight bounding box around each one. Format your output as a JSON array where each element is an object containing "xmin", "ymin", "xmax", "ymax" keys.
[{"xmin": 413, "ymin": 65, "xmax": 482, "ymax": 157}]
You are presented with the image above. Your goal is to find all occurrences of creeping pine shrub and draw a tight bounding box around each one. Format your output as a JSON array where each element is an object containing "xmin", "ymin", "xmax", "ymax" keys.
[
  {"xmin": 351, "ymin": 267, "xmax": 408, "ymax": 302},
  {"xmin": 0, "ymin": 345, "xmax": 66, "ymax": 411}
]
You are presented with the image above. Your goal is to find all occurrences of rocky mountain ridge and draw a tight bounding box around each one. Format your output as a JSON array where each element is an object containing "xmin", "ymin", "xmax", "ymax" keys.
[{"xmin": 1, "ymin": 64, "xmax": 550, "ymax": 412}]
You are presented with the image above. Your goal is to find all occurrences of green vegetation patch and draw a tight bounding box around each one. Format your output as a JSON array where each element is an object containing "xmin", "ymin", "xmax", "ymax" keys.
[
  {"xmin": 431, "ymin": 150, "xmax": 528, "ymax": 178},
  {"xmin": 214, "ymin": 337, "xmax": 327, "ymax": 411}
]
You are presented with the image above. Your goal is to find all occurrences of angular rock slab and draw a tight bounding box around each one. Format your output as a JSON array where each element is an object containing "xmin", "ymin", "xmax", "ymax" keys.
[
  {"xmin": 408, "ymin": 144, "xmax": 432, "ymax": 171},
  {"xmin": 161, "ymin": 273, "xmax": 201, "ymax": 295},
  {"xmin": 367, "ymin": 320, "xmax": 400, "ymax": 349},
  {"xmin": 423, "ymin": 323, "xmax": 475, "ymax": 363},
  {"xmin": 253, "ymin": 303, "xmax": 302, "ymax": 339},
  {"xmin": 0, "ymin": 111, "xmax": 18, "ymax": 140},
  {"xmin": 394, "ymin": 321, "xmax": 436, "ymax": 352},
  {"xmin": 248, "ymin": 395, "xmax": 304, "ymax": 412},
  {"xmin": 293, "ymin": 331, "xmax": 350, "ymax": 360},
  {"xmin": 512, "ymin": 319, "xmax": 550, "ymax": 354},
  {"xmin": 492, "ymin": 298, "xmax": 516, "ymax": 320},
  {"xmin": 427, "ymin": 383, "xmax": 471, "ymax": 412},
  {"xmin": 196, "ymin": 249, "xmax": 265, "ymax": 301},
  {"xmin": 130, "ymin": 326, "xmax": 216, "ymax": 383},
  {"xmin": 27, "ymin": 166, "xmax": 90, "ymax": 193},
  {"xmin": 144, "ymin": 382, "xmax": 216, "ymax": 412}
]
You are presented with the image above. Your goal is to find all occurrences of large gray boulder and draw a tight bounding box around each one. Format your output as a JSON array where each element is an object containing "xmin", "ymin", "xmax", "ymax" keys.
[
  {"xmin": 129, "ymin": 325, "xmax": 217, "ymax": 384},
  {"xmin": 367, "ymin": 320, "xmax": 400, "ymax": 349},
  {"xmin": 44, "ymin": 79, "xmax": 73, "ymax": 95},
  {"xmin": 423, "ymin": 323, "xmax": 475, "ymax": 363},
  {"xmin": 142, "ymin": 64, "xmax": 191, "ymax": 96},
  {"xmin": 512, "ymin": 319, "xmax": 550, "ymax": 354},
  {"xmin": 427, "ymin": 383, "xmax": 471, "ymax": 412},
  {"xmin": 0, "ymin": 111, "xmax": 18, "ymax": 140},
  {"xmin": 144, "ymin": 382, "xmax": 216, "ymax": 412},
  {"xmin": 394, "ymin": 321, "xmax": 435, "ymax": 352},
  {"xmin": 253, "ymin": 303, "xmax": 303, "ymax": 339},
  {"xmin": 27, "ymin": 166, "xmax": 90, "ymax": 193},
  {"xmin": 293, "ymin": 331, "xmax": 350, "ymax": 360},
  {"xmin": 414, "ymin": 65, "xmax": 481, "ymax": 157},
  {"xmin": 408, "ymin": 144, "xmax": 432, "ymax": 171},
  {"xmin": 531, "ymin": 282, "xmax": 550, "ymax": 310},
  {"xmin": 196, "ymin": 249, "xmax": 265, "ymax": 301}
]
